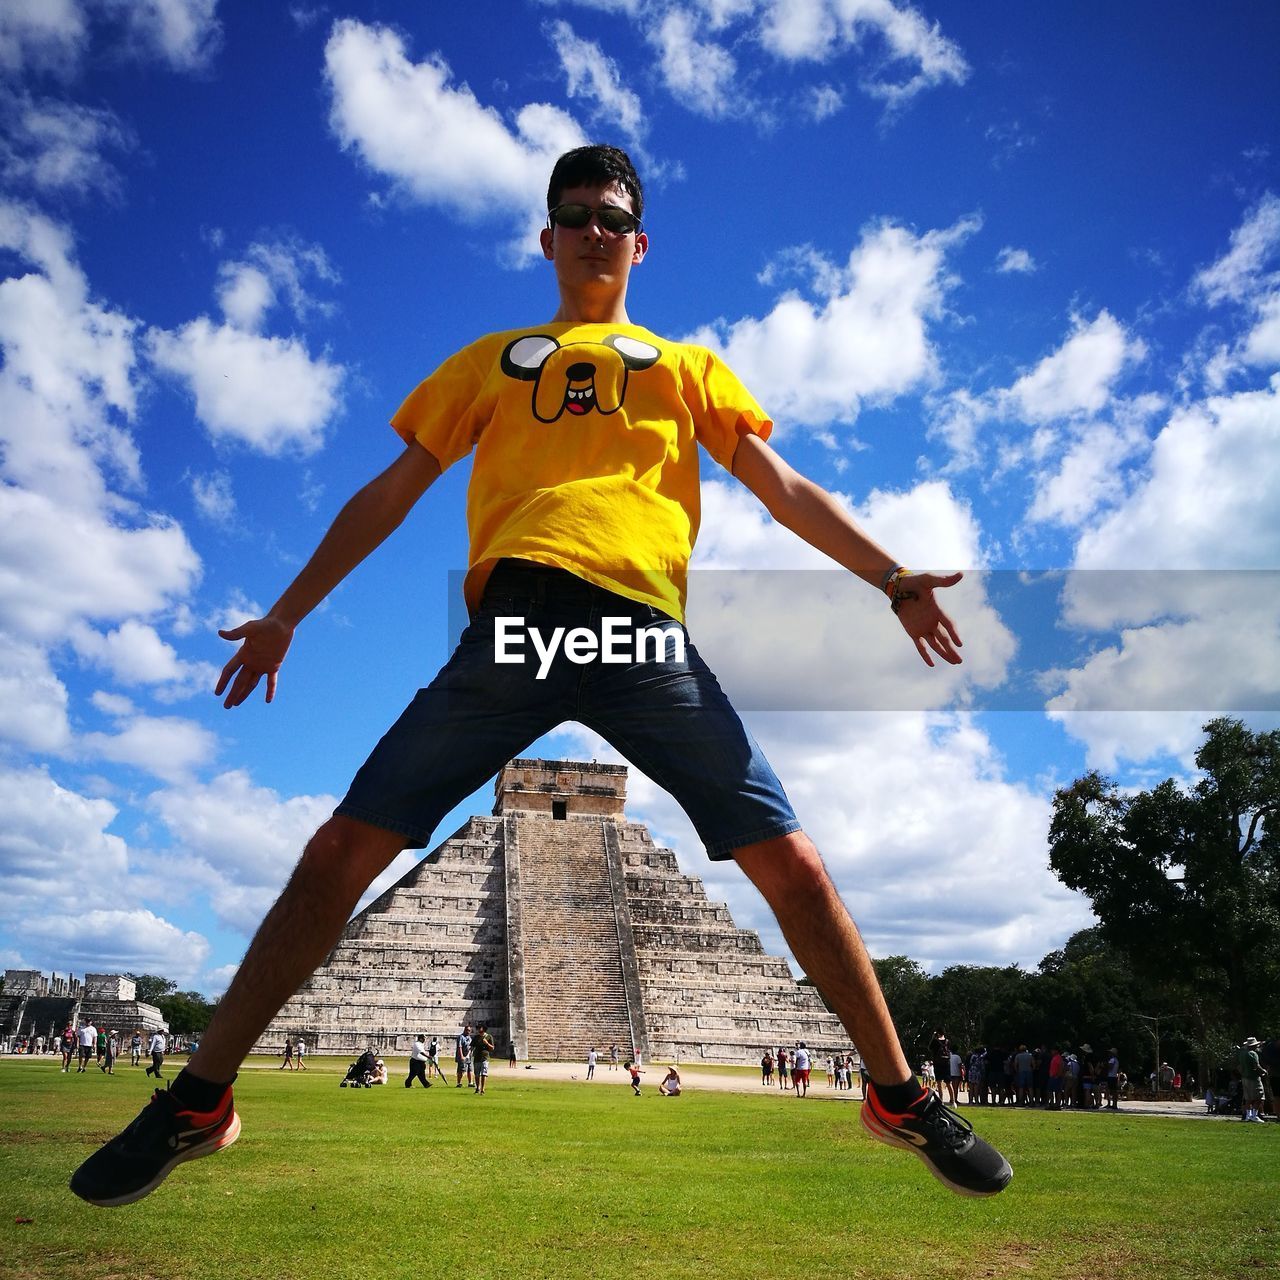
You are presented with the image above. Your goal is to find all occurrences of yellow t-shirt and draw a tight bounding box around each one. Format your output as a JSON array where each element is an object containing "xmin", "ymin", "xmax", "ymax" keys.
[{"xmin": 391, "ymin": 322, "xmax": 772, "ymax": 621}]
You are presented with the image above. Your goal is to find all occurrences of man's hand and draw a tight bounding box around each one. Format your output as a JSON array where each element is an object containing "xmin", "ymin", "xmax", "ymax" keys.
[
  {"xmin": 215, "ymin": 616, "xmax": 295, "ymax": 707},
  {"xmin": 892, "ymin": 571, "xmax": 964, "ymax": 667}
]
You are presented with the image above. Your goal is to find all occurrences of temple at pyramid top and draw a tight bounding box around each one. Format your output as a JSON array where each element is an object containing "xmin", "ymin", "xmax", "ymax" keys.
[{"xmin": 493, "ymin": 758, "xmax": 628, "ymax": 818}]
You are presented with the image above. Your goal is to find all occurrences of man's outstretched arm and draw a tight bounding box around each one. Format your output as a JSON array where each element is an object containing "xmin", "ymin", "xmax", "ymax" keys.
[
  {"xmin": 730, "ymin": 433, "xmax": 962, "ymax": 666},
  {"xmin": 216, "ymin": 441, "xmax": 442, "ymax": 707}
]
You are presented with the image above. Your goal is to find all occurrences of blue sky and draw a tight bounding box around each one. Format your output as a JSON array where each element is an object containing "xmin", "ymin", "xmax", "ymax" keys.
[{"xmin": 1, "ymin": 0, "xmax": 1277, "ymax": 995}]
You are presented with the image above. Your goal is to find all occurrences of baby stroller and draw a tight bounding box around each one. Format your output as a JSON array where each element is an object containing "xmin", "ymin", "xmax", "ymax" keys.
[{"xmin": 340, "ymin": 1049, "xmax": 379, "ymax": 1088}]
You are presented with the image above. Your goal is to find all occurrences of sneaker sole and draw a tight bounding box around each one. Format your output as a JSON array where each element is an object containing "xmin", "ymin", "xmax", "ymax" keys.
[
  {"xmin": 860, "ymin": 1103, "xmax": 1012, "ymax": 1198},
  {"xmin": 71, "ymin": 1111, "xmax": 242, "ymax": 1208}
]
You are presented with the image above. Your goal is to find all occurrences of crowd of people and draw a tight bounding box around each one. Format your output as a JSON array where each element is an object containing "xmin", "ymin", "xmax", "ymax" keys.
[
  {"xmin": 760, "ymin": 1045, "xmax": 862, "ymax": 1097},
  {"xmin": 2, "ymin": 1024, "xmax": 175, "ymax": 1077}
]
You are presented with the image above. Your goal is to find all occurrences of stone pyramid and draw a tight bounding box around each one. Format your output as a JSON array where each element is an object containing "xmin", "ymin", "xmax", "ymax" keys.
[{"xmin": 252, "ymin": 759, "xmax": 852, "ymax": 1065}]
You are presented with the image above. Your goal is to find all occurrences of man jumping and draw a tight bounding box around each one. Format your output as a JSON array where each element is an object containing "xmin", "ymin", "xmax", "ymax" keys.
[{"xmin": 70, "ymin": 145, "xmax": 1011, "ymax": 1207}]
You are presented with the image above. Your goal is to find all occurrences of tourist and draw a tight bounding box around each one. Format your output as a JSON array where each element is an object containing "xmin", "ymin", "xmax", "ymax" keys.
[
  {"xmin": 455, "ymin": 1025, "xmax": 472, "ymax": 1089},
  {"xmin": 658, "ymin": 1066, "xmax": 681, "ymax": 1096},
  {"xmin": 473, "ymin": 1025, "xmax": 495, "ymax": 1095},
  {"xmin": 279, "ymin": 1038, "xmax": 293, "ymax": 1070},
  {"xmin": 793, "ymin": 1042, "xmax": 811, "ymax": 1098},
  {"xmin": 101, "ymin": 1031, "xmax": 117, "ymax": 1075},
  {"xmin": 777, "ymin": 1047, "xmax": 789, "ymax": 1091},
  {"xmin": 60, "ymin": 1026, "xmax": 75, "ymax": 1073},
  {"xmin": 71, "ymin": 144, "xmax": 1010, "ymax": 1208},
  {"xmin": 1013, "ymin": 1045, "xmax": 1034, "ymax": 1107},
  {"xmin": 145, "ymin": 1029, "xmax": 166, "ymax": 1080},
  {"xmin": 1104, "ymin": 1049, "xmax": 1120, "ymax": 1110},
  {"xmin": 626, "ymin": 1060, "xmax": 643, "ymax": 1096},
  {"xmin": 1237, "ymin": 1037, "xmax": 1267, "ymax": 1123},
  {"xmin": 370, "ymin": 1058, "xmax": 388, "ymax": 1086},
  {"xmin": 130, "ymin": 1032, "xmax": 142, "ymax": 1068},
  {"xmin": 96, "ymin": 1027, "xmax": 107, "ymax": 1067},
  {"xmin": 586, "ymin": 1047, "xmax": 597, "ymax": 1081},
  {"xmin": 930, "ymin": 1031, "xmax": 950, "ymax": 1102},
  {"xmin": 760, "ymin": 1050, "xmax": 773, "ymax": 1086},
  {"xmin": 76, "ymin": 1021, "xmax": 95, "ymax": 1073},
  {"xmin": 609, "ymin": 1044, "xmax": 619, "ymax": 1071},
  {"xmin": 427, "ymin": 1036, "xmax": 445, "ymax": 1082},
  {"xmin": 948, "ymin": 1048, "xmax": 963, "ymax": 1107},
  {"xmin": 405, "ymin": 1036, "xmax": 432, "ymax": 1090},
  {"xmin": 295, "ymin": 1038, "xmax": 307, "ymax": 1071}
]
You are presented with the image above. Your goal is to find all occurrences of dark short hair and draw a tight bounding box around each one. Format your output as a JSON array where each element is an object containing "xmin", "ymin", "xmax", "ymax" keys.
[{"xmin": 547, "ymin": 145, "xmax": 644, "ymax": 219}]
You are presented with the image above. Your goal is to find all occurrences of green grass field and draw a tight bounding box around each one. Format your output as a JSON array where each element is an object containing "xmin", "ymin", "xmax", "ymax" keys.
[{"xmin": 2, "ymin": 1056, "xmax": 1277, "ymax": 1280}]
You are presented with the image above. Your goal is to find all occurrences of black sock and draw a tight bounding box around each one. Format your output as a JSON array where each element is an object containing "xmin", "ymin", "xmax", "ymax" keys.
[
  {"xmin": 170, "ymin": 1067, "xmax": 236, "ymax": 1112},
  {"xmin": 871, "ymin": 1076, "xmax": 926, "ymax": 1112}
]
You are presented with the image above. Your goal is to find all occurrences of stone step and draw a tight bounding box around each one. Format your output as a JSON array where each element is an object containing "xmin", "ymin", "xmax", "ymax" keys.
[{"xmin": 517, "ymin": 818, "xmax": 635, "ymax": 1058}]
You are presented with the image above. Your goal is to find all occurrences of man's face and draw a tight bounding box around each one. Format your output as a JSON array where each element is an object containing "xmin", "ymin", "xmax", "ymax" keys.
[{"xmin": 540, "ymin": 181, "xmax": 648, "ymax": 291}]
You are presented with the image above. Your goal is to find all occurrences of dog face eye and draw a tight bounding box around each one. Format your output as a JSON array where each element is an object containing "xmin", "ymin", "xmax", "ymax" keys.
[
  {"xmin": 602, "ymin": 334, "xmax": 660, "ymax": 370},
  {"xmin": 501, "ymin": 334, "xmax": 559, "ymax": 379}
]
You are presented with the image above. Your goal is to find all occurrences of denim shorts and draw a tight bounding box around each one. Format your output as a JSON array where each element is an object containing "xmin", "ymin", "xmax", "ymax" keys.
[{"xmin": 334, "ymin": 559, "xmax": 799, "ymax": 859}]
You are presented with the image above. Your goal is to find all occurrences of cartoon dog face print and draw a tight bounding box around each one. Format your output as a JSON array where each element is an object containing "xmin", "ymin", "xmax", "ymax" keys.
[{"xmin": 500, "ymin": 333, "xmax": 661, "ymax": 423}]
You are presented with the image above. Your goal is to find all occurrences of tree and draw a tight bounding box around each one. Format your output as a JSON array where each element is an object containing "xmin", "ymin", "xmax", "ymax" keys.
[
  {"xmin": 872, "ymin": 956, "xmax": 932, "ymax": 1062},
  {"xmin": 156, "ymin": 991, "xmax": 216, "ymax": 1036},
  {"xmin": 127, "ymin": 974, "xmax": 177, "ymax": 1005},
  {"xmin": 1048, "ymin": 718, "xmax": 1280, "ymax": 1039}
]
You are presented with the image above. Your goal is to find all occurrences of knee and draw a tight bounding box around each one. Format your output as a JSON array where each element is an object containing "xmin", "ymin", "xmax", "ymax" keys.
[
  {"xmin": 297, "ymin": 816, "xmax": 404, "ymax": 898},
  {"xmin": 733, "ymin": 830, "xmax": 830, "ymax": 902}
]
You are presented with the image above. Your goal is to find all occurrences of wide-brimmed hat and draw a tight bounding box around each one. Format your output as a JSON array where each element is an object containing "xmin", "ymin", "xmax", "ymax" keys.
[
  {"xmin": 1242, "ymin": 1037, "xmax": 1262, "ymax": 1048},
  {"xmin": 1080, "ymin": 1043, "xmax": 1093, "ymax": 1052}
]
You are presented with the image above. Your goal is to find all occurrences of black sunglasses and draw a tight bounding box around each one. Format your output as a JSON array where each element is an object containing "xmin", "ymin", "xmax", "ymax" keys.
[{"xmin": 548, "ymin": 203, "xmax": 642, "ymax": 236}]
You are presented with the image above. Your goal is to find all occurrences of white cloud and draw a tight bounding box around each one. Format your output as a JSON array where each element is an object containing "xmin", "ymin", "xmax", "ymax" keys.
[
  {"xmin": 0, "ymin": 0, "xmax": 87, "ymax": 77},
  {"xmin": 99, "ymin": 0, "xmax": 221, "ymax": 71},
  {"xmin": 1243, "ymin": 293, "xmax": 1280, "ymax": 367},
  {"xmin": 1025, "ymin": 421, "xmax": 1144, "ymax": 528},
  {"xmin": 687, "ymin": 216, "xmax": 978, "ymax": 427},
  {"xmin": 547, "ymin": 20, "xmax": 647, "ymax": 150},
  {"xmin": 0, "ymin": 485, "xmax": 200, "ymax": 642},
  {"xmin": 0, "ymin": 92, "xmax": 134, "ymax": 199},
  {"xmin": 757, "ymin": 0, "xmax": 969, "ymax": 107},
  {"xmin": 1189, "ymin": 194, "xmax": 1280, "ymax": 384},
  {"xmin": 995, "ymin": 245, "xmax": 1036, "ymax": 274},
  {"xmin": 1045, "ymin": 371, "xmax": 1280, "ymax": 768},
  {"xmin": 1006, "ymin": 311, "xmax": 1146, "ymax": 424},
  {"xmin": 214, "ymin": 238, "xmax": 340, "ymax": 334},
  {"xmin": 148, "ymin": 316, "xmax": 343, "ymax": 456},
  {"xmin": 80, "ymin": 710, "xmax": 218, "ymax": 782},
  {"xmin": 649, "ymin": 8, "xmax": 741, "ymax": 119},
  {"xmin": 0, "ymin": 635, "xmax": 72, "ymax": 752},
  {"xmin": 1193, "ymin": 192, "xmax": 1280, "ymax": 306},
  {"xmin": 149, "ymin": 770, "xmax": 340, "ymax": 932},
  {"xmin": 27, "ymin": 907, "xmax": 211, "ymax": 983},
  {"xmin": 0, "ymin": 203, "xmax": 202, "ymax": 645},
  {"xmin": 69, "ymin": 617, "xmax": 218, "ymax": 696},
  {"xmin": 0, "ymin": 766, "xmax": 210, "ymax": 983},
  {"xmin": 1073, "ymin": 377, "xmax": 1280, "ymax": 572},
  {"xmin": 324, "ymin": 19, "xmax": 586, "ymax": 259},
  {"xmin": 190, "ymin": 469, "xmax": 236, "ymax": 524},
  {"xmin": 688, "ymin": 475, "xmax": 1014, "ymax": 711}
]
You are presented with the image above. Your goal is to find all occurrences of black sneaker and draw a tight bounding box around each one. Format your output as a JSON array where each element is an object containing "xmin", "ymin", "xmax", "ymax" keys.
[
  {"xmin": 69, "ymin": 1087, "xmax": 240, "ymax": 1207},
  {"xmin": 861, "ymin": 1083, "xmax": 1012, "ymax": 1197}
]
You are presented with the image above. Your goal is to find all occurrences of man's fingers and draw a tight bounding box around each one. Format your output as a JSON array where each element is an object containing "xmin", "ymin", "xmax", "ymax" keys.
[
  {"xmin": 265, "ymin": 670, "xmax": 278, "ymax": 703},
  {"xmin": 218, "ymin": 625, "xmax": 248, "ymax": 642},
  {"xmin": 215, "ymin": 653, "xmax": 242, "ymax": 697},
  {"xmin": 914, "ymin": 636, "xmax": 935, "ymax": 667}
]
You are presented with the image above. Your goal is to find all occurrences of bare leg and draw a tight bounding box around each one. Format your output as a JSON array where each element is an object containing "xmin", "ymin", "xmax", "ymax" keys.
[
  {"xmin": 733, "ymin": 831, "xmax": 911, "ymax": 1087},
  {"xmin": 187, "ymin": 816, "xmax": 405, "ymax": 1084}
]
